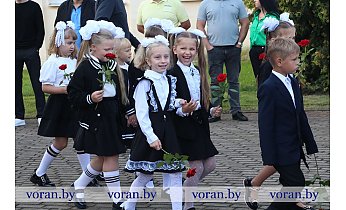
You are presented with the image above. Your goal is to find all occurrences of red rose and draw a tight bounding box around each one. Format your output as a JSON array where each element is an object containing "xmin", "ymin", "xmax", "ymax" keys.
[
  {"xmin": 258, "ymin": 52, "xmax": 266, "ymax": 60},
  {"xmin": 105, "ymin": 53, "xmax": 116, "ymax": 59},
  {"xmin": 217, "ymin": 73, "xmax": 227, "ymax": 83},
  {"xmin": 186, "ymin": 168, "xmax": 196, "ymax": 178},
  {"xmin": 59, "ymin": 64, "xmax": 67, "ymax": 70},
  {"xmin": 297, "ymin": 39, "xmax": 310, "ymax": 47}
]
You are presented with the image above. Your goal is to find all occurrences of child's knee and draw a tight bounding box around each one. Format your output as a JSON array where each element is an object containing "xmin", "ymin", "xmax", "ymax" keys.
[{"xmin": 53, "ymin": 138, "xmax": 68, "ymax": 150}]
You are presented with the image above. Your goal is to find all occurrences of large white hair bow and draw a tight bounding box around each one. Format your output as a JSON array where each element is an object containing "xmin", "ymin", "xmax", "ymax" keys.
[
  {"xmin": 144, "ymin": 18, "xmax": 174, "ymax": 32},
  {"xmin": 280, "ymin": 12, "xmax": 295, "ymax": 26},
  {"xmin": 98, "ymin": 20, "xmax": 125, "ymax": 38},
  {"xmin": 168, "ymin": 27, "xmax": 206, "ymax": 38},
  {"xmin": 141, "ymin": 35, "xmax": 169, "ymax": 48},
  {"xmin": 79, "ymin": 20, "xmax": 100, "ymax": 41},
  {"xmin": 260, "ymin": 17, "xmax": 280, "ymax": 32},
  {"xmin": 55, "ymin": 21, "xmax": 76, "ymax": 47}
]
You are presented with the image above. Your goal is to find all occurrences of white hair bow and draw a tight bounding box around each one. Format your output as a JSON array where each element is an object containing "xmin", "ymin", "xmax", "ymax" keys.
[
  {"xmin": 79, "ymin": 20, "xmax": 100, "ymax": 41},
  {"xmin": 144, "ymin": 18, "xmax": 175, "ymax": 33},
  {"xmin": 260, "ymin": 17, "xmax": 280, "ymax": 32},
  {"xmin": 168, "ymin": 27, "xmax": 206, "ymax": 38},
  {"xmin": 141, "ymin": 35, "xmax": 169, "ymax": 47},
  {"xmin": 55, "ymin": 21, "xmax": 76, "ymax": 47},
  {"xmin": 280, "ymin": 12, "xmax": 295, "ymax": 26}
]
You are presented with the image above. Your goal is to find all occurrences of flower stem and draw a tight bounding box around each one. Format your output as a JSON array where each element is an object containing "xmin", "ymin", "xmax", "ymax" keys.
[{"xmin": 161, "ymin": 148, "xmax": 169, "ymax": 154}]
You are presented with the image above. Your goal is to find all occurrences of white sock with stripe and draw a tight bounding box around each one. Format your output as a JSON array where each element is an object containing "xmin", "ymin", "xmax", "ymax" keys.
[
  {"xmin": 36, "ymin": 144, "xmax": 60, "ymax": 177},
  {"xmin": 104, "ymin": 170, "xmax": 121, "ymax": 204},
  {"xmin": 76, "ymin": 151, "xmax": 90, "ymax": 171}
]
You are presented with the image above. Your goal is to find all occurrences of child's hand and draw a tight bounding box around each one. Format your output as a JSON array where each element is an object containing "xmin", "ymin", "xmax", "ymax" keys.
[
  {"xmin": 127, "ymin": 114, "xmax": 138, "ymax": 127},
  {"xmin": 150, "ymin": 139, "xmax": 162, "ymax": 150},
  {"xmin": 62, "ymin": 86, "xmax": 68, "ymax": 94},
  {"xmin": 91, "ymin": 90, "xmax": 104, "ymax": 103},
  {"xmin": 212, "ymin": 106, "xmax": 222, "ymax": 117},
  {"xmin": 182, "ymin": 100, "xmax": 197, "ymax": 114}
]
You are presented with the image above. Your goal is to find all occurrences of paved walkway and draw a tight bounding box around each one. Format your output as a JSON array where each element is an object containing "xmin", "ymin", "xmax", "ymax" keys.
[{"xmin": 15, "ymin": 111, "xmax": 330, "ymax": 210}]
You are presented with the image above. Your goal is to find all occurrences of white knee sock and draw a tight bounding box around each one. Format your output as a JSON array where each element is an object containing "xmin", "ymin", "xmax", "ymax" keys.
[
  {"xmin": 168, "ymin": 172, "xmax": 183, "ymax": 210},
  {"xmin": 125, "ymin": 173, "xmax": 153, "ymax": 210},
  {"xmin": 162, "ymin": 173, "xmax": 171, "ymax": 192},
  {"xmin": 103, "ymin": 170, "xmax": 121, "ymax": 204},
  {"xmin": 36, "ymin": 144, "xmax": 60, "ymax": 177},
  {"xmin": 74, "ymin": 164, "xmax": 100, "ymax": 190},
  {"xmin": 76, "ymin": 151, "xmax": 90, "ymax": 171}
]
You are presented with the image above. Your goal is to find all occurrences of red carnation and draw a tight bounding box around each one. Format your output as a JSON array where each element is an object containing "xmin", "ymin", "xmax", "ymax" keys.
[
  {"xmin": 105, "ymin": 53, "xmax": 116, "ymax": 59},
  {"xmin": 217, "ymin": 73, "xmax": 227, "ymax": 83},
  {"xmin": 186, "ymin": 168, "xmax": 196, "ymax": 178},
  {"xmin": 258, "ymin": 52, "xmax": 266, "ymax": 60},
  {"xmin": 297, "ymin": 39, "xmax": 310, "ymax": 47},
  {"xmin": 59, "ymin": 64, "xmax": 67, "ymax": 70}
]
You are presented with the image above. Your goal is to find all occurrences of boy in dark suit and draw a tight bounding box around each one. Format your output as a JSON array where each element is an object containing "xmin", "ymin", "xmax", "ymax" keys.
[{"xmin": 257, "ymin": 37, "xmax": 318, "ymax": 210}]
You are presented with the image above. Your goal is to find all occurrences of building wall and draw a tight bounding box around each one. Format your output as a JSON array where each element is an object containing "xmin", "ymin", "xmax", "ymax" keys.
[{"xmin": 34, "ymin": 0, "xmax": 249, "ymax": 61}]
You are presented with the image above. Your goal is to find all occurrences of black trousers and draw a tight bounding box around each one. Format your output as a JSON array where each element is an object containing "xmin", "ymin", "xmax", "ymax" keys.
[
  {"xmin": 266, "ymin": 162, "xmax": 305, "ymax": 210},
  {"xmin": 249, "ymin": 46, "xmax": 265, "ymax": 78},
  {"xmin": 15, "ymin": 48, "xmax": 46, "ymax": 119}
]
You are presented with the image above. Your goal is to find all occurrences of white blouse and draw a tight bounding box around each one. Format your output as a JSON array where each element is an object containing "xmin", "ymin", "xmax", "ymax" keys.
[
  {"xmin": 39, "ymin": 54, "xmax": 77, "ymax": 87},
  {"xmin": 176, "ymin": 61, "xmax": 201, "ymax": 116},
  {"xmin": 133, "ymin": 70, "xmax": 170, "ymax": 144}
]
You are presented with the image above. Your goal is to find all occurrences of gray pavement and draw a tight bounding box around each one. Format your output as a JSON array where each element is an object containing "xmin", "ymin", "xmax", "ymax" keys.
[{"xmin": 15, "ymin": 111, "xmax": 330, "ymax": 210}]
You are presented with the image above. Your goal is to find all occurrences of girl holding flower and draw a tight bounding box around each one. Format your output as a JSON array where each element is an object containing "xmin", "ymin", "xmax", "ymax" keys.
[
  {"xmin": 30, "ymin": 21, "xmax": 80, "ymax": 187},
  {"xmin": 168, "ymin": 28, "xmax": 221, "ymax": 210},
  {"xmin": 67, "ymin": 20, "xmax": 128, "ymax": 209}
]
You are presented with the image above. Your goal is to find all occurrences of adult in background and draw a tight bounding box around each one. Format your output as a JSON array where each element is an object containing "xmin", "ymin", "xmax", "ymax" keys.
[
  {"xmin": 15, "ymin": 0, "xmax": 46, "ymax": 127},
  {"xmin": 249, "ymin": 0, "xmax": 279, "ymax": 80},
  {"xmin": 95, "ymin": 0, "xmax": 140, "ymax": 49},
  {"xmin": 197, "ymin": 0, "xmax": 250, "ymax": 122},
  {"xmin": 136, "ymin": 0, "xmax": 191, "ymax": 34},
  {"xmin": 55, "ymin": 0, "xmax": 96, "ymax": 50}
]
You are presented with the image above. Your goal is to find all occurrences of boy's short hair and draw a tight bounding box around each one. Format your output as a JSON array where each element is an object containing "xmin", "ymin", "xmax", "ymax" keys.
[{"xmin": 267, "ymin": 37, "xmax": 300, "ymax": 67}]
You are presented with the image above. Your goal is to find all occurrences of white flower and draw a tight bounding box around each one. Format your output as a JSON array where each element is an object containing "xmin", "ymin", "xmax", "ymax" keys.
[
  {"xmin": 144, "ymin": 18, "xmax": 162, "ymax": 29},
  {"xmin": 80, "ymin": 20, "xmax": 100, "ymax": 40},
  {"xmin": 188, "ymin": 29, "xmax": 206, "ymax": 38},
  {"xmin": 280, "ymin": 12, "xmax": 295, "ymax": 26},
  {"xmin": 160, "ymin": 19, "xmax": 174, "ymax": 32},
  {"xmin": 66, "ymin": 21, "xmax": 75, "ymax": 30},
  {"xmin": 169, "ymin": 27, "xmax": 186, "ymax": 35},
  {"xmin": 55, "ymin": 21, "xmax": 67, "ymax": 31},
  {"xmin": 260, "ymin": 17, "xmax": 279, "ymax": 32}
]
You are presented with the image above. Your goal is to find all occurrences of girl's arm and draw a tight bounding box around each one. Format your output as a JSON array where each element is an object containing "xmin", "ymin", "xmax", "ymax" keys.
[
  {"xmin": 133, "ymin": 80, "xmax": 159, "ymax": 145},
  {"xmin": 42, "ymin": 84, "xmax": 67, "ymax": 95}
]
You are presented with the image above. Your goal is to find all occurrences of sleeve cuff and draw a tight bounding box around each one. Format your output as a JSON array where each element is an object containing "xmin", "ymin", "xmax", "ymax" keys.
[
  {"xmin": 176, "ymin": 107, "xmax": 188, "ymax": 117},
  {"xmin": 147, "ymin": 134, "xmax": 158, "ymax": 145},
  {"xmin": 86, "ymin": 94, "xmax": 93, "ymax": 104},
  {"xmin": 126, "ymin": 108, "xmax": 136, "ymax": 116}
]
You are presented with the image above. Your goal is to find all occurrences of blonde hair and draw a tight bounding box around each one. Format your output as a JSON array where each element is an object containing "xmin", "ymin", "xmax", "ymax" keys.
[
  {"xmin": 77, "ymin": 29, "xmax": 129, "ymax": 105},
  {"xmin": 169, "ymin": 32, "xmax": 210, "ymax": 110},
  {"xmin": 48, "ymin": 27, "xmax": 77, "ymax": 59},
  {"xmin": 133, "ymin": 42, "xmax": 171, "ymax": 71},
  {"xmin": 114, "ymin": 38, "xmax": 131, "ymax": 53},
  {"xmin": 267, "ymin": 37, "xmax": 300, "ymax": 67}
]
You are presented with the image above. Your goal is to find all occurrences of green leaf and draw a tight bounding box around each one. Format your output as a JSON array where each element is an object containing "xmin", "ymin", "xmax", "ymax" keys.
[
  {"xmin": 156, "ymin": 162, "xmax": 164, "ymax": 168},
  {"xmin": 229, "ymin": 88, "xmax": 238, "ymax": 93},
  {"xmin": 210, "ymin": 86, "xmax": 221, "ymax": 91}
]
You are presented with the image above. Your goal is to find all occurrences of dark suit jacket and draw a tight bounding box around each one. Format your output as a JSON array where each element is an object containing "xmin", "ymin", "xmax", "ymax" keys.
[{"xmin": 257, "ymin": 73, "xmax": 318, "ymax": 166}]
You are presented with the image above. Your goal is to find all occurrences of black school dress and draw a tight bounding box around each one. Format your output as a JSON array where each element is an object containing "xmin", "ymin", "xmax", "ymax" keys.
[
  {"xmin": 168, "ymin": 64, "xmax": 219, "ymax": 161},
  {"xmin": 67, "ymin": 56, "xmax": 126, "ymax": 156},
  {"xmin": 124, "ymin": 73, "xmax": 185, "ymax": 174}
]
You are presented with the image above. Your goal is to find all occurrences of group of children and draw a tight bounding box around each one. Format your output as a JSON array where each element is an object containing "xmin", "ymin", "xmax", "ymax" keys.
[{"xmin": 28, "ymin": 12, "xmax": 319, "ymax": 210}]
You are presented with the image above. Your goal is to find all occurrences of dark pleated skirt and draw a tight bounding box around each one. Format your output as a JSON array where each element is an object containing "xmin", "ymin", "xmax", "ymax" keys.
[
  {"xmin": 73, "ymin": 97, "xmax": 126, "ymax": 156},
  {"xmin": 38, "ymin": 94, "xmax": 78, "ymax": 138}
]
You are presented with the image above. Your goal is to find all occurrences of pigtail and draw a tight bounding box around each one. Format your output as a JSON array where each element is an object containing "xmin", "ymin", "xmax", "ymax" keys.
[
  {"xmin": 169, "ymin": 33, "xmax": 178, "ymax": 64},
  {"xmin": 77, "ymin": 40, "xmax": 90, "ymax": 66},
  {"xmin": 133, "ymin": 46, "xmax": 147, "ymax": 70},
  {"xmin": 115, "ymin": 64, "xmax": 129, "ymax": 105},
  {"xmin": 197, "ymin": 37, "xmax": 210, "ymax": 110}
]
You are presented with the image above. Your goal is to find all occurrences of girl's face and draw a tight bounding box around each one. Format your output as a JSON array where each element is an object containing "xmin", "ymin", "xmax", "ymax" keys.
[
  {"xmin": 173, "ymin": 37, "xmax": 197, "ymax": 66},
  {"xmin": 58, "ymin": 37, "xmax": 76, "ymax": 57},
  {"xmin": 277, "ymin": 28, "xmax": 296, "ymax": 40},
  {"xmin": 91, "ymin": 39, "xmax": 115, "ymax": 62},
  {"xmin": 146, "ymin": 45, "xmax": 170, "ymax": 73},
  {"xmin": 117, "ymin": 45, "xmax": 132, "ymax": 64},
  {"xmin": 254, "ymin": 0, "xmax": 261, "ymax": 9}
]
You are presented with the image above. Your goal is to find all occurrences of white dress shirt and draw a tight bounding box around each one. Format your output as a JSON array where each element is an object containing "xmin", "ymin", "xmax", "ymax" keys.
[
  {"xmin": 272, "ymin": 71, "xmax": 295, "ymax": 107},
  {"xmin": 133, "ymin": 70, "xmax": 169, "ymax": 144},
  {"xmin": 176, "ymin": 61, "xmax": 201, "ymax": 116}
]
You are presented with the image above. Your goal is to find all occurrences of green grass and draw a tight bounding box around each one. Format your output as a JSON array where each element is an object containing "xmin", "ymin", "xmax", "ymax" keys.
[{"xmin": 21, "ymin": 58, "xmax": 329, "ymax": 118}]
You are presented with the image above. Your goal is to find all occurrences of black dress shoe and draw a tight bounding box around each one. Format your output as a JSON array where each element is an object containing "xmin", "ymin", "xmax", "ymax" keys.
[
  {"xmin": 232, "ymin": 112, "xmax": 248, "ymax": 121},
  {"xmin": 74, "ymin": 197, "xmax": 87, "ymax": 209},
  {"xmin": 95, "ymin": 173, "xmax": 105, "ymax": 182},
  {"xmin": 302, "ymin": 206, "xmax": 315, "ymax": 210},
  {"xmin": 187, "ymin": 208, "xmax": 196, "ymax": 210},
  {"xmin": 30, "ymin": 170, "xmax": 56, "ymax": 187},
  {"xmin": 208, "ymin": 116, "xmax": 221, "ymax": 123},
  {"xmin": 87, "ymin": 178, "xmax": 101, "ymax": 187},
  {"xmin": 112, "ymin": 202, "xmax": 124, "ymax": 210},
  {"xmin": 243, "ymin": 178, "xmax": 258, "ymax": 210}
]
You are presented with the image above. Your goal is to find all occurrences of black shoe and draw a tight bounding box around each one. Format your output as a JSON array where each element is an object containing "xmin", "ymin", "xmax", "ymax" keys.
[
  {"xmin": 87, "ymin": 178, "xmax": 101, "ymax": 187},
  {"xmin": 187, "ymin": 208, "xmax": 196, "ymax": 210},
  {"xmin": 302, "ymin": 206, "xmax": 315, "ymax": 210},
  {"xmin": 243, "ymin": 178, "xmax": 258, "ymax": 210},
  {"xmin": 232, "ymin": 112, "xmax": 248, "ymax": 121},
  {"xmin": 208, "ymin": 116, "xmax": 221, "ymax": 123},
  {"xmin": 74, "ymin": 197, "xmax": 87, "ymax": 209},
  {"xmin": 30, "ymin": 171, "xmax": 56, "ymax": 187},
  {"xmin": 95, "ymin": 173, "xmax": 105, "ymax": 181},
  {"xmin": 112, "ymin": 202, "xmax": 124, "ymax": 210}
]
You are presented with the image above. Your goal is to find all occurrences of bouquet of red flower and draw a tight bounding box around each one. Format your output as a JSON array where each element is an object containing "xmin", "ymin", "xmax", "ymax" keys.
[
  {"xmin": 211, "ymin": 73, "xmax": 230, "ymax": 107},
  {"xmin": 157, "ymin": 149, "xmax": 196, "ymax": 178},
  {"xmin": 258, "ymin": 52, "xmax": 266, "ymax": 61},
  {"xmin": 59, "ymin": 64, "xmax": 74, "ymax": 85},
  {"xmin": 296, "ymin": 39, "xmax": 314, "ymax": 85},
  {"xmin": 96, "ymin": 53, "xmax": 117, "ymax": 88}
]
